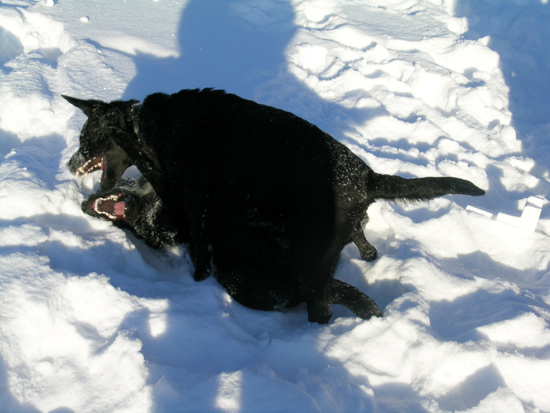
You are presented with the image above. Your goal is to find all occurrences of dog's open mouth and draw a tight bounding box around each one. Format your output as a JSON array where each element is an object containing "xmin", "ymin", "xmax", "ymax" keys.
[
  {"xmin": 92, "ymin": 193, "xmax": 127, "ymax": 221},
  {"xmin": 76, "ymin": 156, "xmax": 104, "ymax": 176}
]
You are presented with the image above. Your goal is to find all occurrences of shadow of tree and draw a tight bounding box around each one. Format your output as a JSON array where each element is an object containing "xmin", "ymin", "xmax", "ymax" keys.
[
  {"xmin": 454, "ymin": 0, "xmax": 550, "ymax": 171},
  {"xmin": 3, "ymin": 1, "xmax": 383, "ymax": 411}
]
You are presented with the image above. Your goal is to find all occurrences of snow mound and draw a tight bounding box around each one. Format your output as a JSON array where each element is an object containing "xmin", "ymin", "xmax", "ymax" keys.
[{"xmin": 1, "ymin": 0, "xmax": 549, "ymax": 412}]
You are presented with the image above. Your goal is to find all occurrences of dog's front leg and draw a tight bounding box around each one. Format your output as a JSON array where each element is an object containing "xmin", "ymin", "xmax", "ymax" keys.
[
  {"xmin": 181, "ymin": 182, "xmax": 214, "ymax": 281},
  {"xmin": 303, "ymin": 280, "xmax": 333, "ymax": 324},
  {"xmin": 191, "ymin": 197, "xmax": 213, "ymax": 281},
  {"xmin": 191, "ymin": 206, "xmax": 213, "ymax": 281},
  {"xmin": 193, "ymin": 258, "xmax": 212, "ymax": 281}
]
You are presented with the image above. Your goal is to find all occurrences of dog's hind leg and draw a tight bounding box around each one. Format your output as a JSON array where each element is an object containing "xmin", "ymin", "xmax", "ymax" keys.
[{"xmin": 327, "ymin": 278, "xmax": 382, "ymax": 320}]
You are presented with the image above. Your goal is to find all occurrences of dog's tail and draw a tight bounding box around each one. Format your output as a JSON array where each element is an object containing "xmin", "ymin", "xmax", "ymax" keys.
[{"xmin": 369, "ymin": 172, "xmax": 485, "ymax": 203}]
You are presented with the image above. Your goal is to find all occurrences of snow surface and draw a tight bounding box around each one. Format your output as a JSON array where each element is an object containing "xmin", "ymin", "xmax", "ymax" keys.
[{"xmin": 1, "ymin": 0, "xmax": 550, "ymax": 411}]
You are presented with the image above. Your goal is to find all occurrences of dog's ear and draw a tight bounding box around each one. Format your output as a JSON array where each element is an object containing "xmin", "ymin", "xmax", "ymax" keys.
[{"xmin": 62, "ymin": 95, "xmax": 105, "ymax": 117}]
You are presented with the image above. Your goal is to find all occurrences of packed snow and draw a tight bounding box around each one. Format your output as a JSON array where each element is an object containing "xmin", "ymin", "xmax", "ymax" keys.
[{"xmin": 1, "ymin": 0, "xmax": 549, "ymax": 411}]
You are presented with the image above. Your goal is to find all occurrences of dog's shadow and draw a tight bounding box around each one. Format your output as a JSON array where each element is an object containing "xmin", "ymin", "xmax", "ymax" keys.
[
  {"xmin": 123, "ymin": 0, "xmax": 295, "ymax": 102},
  {"xmin": 122, "ymin": 0, "xmax": 374, "ymax": 136}
]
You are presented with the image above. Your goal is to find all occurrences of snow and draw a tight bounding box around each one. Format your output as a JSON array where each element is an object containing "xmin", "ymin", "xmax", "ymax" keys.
[{"xmin": 0, "ymin": 0, "xmax": 549, "ymax": 411}]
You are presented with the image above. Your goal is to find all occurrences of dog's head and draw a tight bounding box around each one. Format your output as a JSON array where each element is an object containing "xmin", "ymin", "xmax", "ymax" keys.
[
  {"xmin": 81, "ymin": 177, "xmax": 182, "ymax": 249},
  {"xmin": 63, "ymin": 95, "xmax": 137, "ymax": 191},
  {"xmin": 81, "ymin": 186, "xmax": 131, "ymax": 223}
]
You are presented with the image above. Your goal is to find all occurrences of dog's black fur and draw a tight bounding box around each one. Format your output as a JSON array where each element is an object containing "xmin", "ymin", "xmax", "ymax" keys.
[
  {"xmin": 64, "ymin": 89, "xmax": 485, "ymax": 323},
  {"xmin": 65, "ymin": 96, "xmax": 137, "ymax": 191}
]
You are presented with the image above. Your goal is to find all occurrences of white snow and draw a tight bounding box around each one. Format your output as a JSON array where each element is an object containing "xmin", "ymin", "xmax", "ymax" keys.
[{"xmin": 1, "ymin": 0, "xmax": 549, "ymax": 412}]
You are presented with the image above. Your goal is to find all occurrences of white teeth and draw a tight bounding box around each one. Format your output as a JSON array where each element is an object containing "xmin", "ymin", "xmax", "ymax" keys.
[
  {"xmin": 76, "ymin": 160, "xmax": 90, "ymax": 175},
  {"xmin": 92, "ymin": 194, "xmax": 121, "ymax": 220},
  {"xmin": 77, "ymin": 157, "xmax": 103, "ymax": 176}
]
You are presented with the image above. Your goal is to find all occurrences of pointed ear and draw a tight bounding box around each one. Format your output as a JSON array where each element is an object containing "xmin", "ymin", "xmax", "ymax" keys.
[{"xmin": 62, "ymin": 95, "xmax": 105, "ymax": 117}]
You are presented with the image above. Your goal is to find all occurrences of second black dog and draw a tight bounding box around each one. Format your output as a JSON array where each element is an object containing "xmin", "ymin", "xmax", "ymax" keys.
[{"xmin": 81, "ymin": 176, "xmax": 188, "ymax": 249}]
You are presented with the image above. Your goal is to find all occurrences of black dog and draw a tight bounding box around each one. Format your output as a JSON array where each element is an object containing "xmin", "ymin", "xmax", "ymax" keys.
[
  {"xmin": 64, "ymin": 89, "xmax": 485, "ymax": 323},
  {"xmin": 81, "ymin": 175, "xmax": 386, "ymax": 320},
  {"xmin": 81, "ymin": 176, "xmax": 188, "ymax": 249}
]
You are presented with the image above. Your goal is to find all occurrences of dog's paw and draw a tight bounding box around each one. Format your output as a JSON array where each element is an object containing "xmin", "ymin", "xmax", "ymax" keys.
[
  {"xmin": 193, "ymin": 263, "xmax": 211, "ymax": 281},
  {"xmin": 359, "ymin": 245, "xmax": 378, "ymax": 262},
  {"xmin": 307, "ymin": 300, "xmax": 332, "ymax": 324},
  {"xmin": 356, "ymin": 301, "xmax": 383, "ymax": 320},
  {"xmin": 193, "ymin": 271, "xmax": 210, "ymax": 281}
]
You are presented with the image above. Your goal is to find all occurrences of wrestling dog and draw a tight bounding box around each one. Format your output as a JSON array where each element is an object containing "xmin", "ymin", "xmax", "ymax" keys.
[
  {"xmin": 82, "ymin": 174, "xmax": 387, "ymax": 321},
  {"xmin": 65, "ymin": 89, "xmax": 485, "ymax": 323},
  {"xmin": 81, "ymin": 176, "xmax": 188, "ymax": 249}
]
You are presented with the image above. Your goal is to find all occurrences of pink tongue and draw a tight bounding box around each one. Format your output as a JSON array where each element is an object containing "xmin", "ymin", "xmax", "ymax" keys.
[{"xmin": 114, "ymin": 201, "xmax": 126, "ymax": 217}]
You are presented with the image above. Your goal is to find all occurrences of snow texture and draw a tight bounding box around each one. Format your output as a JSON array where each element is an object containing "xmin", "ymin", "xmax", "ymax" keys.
[{"xmin": 1, "ymin": 0, "xmax": 550, "ymax": 412}]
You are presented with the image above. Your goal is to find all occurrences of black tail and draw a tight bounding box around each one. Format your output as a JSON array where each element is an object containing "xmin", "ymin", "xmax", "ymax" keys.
[{"xmin": 369, "ymin": 173, "xmax": 485, "ymax": 203}]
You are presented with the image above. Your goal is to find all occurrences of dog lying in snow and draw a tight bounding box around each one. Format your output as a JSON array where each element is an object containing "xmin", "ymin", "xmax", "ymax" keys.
[
  {"xmin": 64, "ymin": 88, "xmax": 485, "ymax": 323},
  {"xmin": 81, "ymin": 176, "xmax": 387, "ymax": 321},
  {"xmin": 81, "ymin": 176, "xmax": 189, "ymax": 249}
]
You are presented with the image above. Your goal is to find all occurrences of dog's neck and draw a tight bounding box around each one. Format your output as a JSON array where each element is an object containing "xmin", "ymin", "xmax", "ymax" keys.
[
  {"xmin": 130, "ymin": 102, "xmax": 143, "ymax": 136},
  {"xmin": 126, "ymin": 101, "xmax": 163, "ymax": 182}
]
